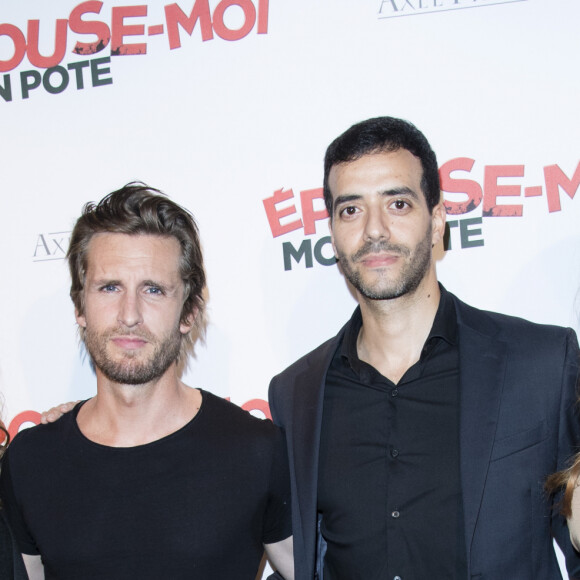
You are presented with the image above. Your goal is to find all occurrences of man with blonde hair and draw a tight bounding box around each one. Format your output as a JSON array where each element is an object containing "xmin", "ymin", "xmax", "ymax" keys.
[{"xmin": 1, "ymin": 183, "xmax": 293, "ymax": 579}]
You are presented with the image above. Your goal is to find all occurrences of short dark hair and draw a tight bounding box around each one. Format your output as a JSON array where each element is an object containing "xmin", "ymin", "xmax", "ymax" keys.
[
  {"xmin": 323, "ymin": 116, "xmax": 441, "ymax": 217},
  {"xmin": 67, "ymin": 182, "xmax": 206, "ymax": 357}
]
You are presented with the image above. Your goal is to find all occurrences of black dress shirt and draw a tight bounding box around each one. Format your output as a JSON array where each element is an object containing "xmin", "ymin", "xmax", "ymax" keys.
[{"xmin": 317, "ymin": 287, "xmax": 467, "ymax": 579}]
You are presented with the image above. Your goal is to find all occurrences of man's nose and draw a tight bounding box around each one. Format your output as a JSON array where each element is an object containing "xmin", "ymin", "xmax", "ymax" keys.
[
  {"xmin": 118, "ymin": 292, "xmax": 143, "ymax": 328},
  {"xmin": 363, "ymin": 207, "xmax": 390, "ymax": 241}
]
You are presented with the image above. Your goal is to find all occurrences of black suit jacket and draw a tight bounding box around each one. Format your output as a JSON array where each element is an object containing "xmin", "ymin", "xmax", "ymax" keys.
[{"xmin": 269, "ymin": 292, "xmax": 580, "ymax": 579}]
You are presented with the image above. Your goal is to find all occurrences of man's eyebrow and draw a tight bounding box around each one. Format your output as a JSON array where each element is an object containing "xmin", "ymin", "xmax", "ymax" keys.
[
  {"xmin": 92, "ymin": 279, "xmax": 121, "ymax": 287},
  {"xmin": 333, "ymin": 193, "xmax": 362, "ymax": 207},
  {"xmin": 380, "ymin": 186, "xmax": 420, "ymax": 200},
  {"xmin": 143, "ymin": 279, "xmax": 163, "ymax": 287}
]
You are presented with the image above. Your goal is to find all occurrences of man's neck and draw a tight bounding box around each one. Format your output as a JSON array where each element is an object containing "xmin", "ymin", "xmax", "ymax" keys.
[
  {"xmin": 356, "ymin": 275, "xmax": 441, "ymax": 385},
  {"xmin": 77, "ymin": 369, "xmax": 202, "ymax": 447}
]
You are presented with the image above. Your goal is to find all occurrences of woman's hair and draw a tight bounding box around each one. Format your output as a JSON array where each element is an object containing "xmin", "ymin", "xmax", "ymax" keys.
[
  {"xmin": 0, "ymin": 419, "xmax": 8, "ymax": 509},
  {"xmin": 545, "ymin": 364, "xmax": 580, "ymax": 518},
  {"xmin": 0, "ymin": 423, "xmax": 8, "ymax": 461},
  {"xmin": 0, "ymin": 393, "xmax": 8, "ymax": 461},
  {"xmin": 546, "ymin": 453, "xmax": 580, "ymax": 518}
]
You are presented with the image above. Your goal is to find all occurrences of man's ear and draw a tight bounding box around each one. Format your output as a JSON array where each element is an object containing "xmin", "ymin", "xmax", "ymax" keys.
[
  {"xmin": 431, "ymin": 197, "xmax": 447, "ymax": 247},
  {"xmin": 75, "ymin": 309, "xmax": 87, "ymax": 329},
  {"xmin": 180, "ymin": 307, "xmax": 198, "ymax": 335}
]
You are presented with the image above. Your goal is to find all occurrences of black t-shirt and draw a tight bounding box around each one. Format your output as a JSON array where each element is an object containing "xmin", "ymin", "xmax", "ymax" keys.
[
  {"xmin": 0, "ymin": 390, "xmax": 291, "ymax": 579},
  {"xmin": 0, "ymin": 509, "xmax": 27, "ymax": 579}
]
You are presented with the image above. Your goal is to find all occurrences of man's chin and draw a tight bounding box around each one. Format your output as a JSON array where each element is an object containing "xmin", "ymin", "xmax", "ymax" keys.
[
  {"xmin": 346, "ymin": 272, "xmax": 403, "ymax": 301},
  {"xmin": 95, "ymin": 357, "xmax": 161, "ymax": 385},
  {"xmin": 359, "ymin": 288, "xmax": 405, "ymax": 302},
  {"xmin": 101, "ymin": 368, "xmax": 160, "ymax": 386}
]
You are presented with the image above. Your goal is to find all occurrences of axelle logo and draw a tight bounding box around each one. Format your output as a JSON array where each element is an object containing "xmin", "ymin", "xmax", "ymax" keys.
[
  {"xmin": 378, "ymin": 0, "xmax": 526, "ymax": 19},
  {"xmin": 33, "ymin": 231, "xmax": 72, "ymax": 262},
  {"xmin": 0, "ymin": 0, "xmax": 270, "ymax": 102},
  {"xmin": 263, "ymin": 158, "xmax": 580, "ymax": 271}
]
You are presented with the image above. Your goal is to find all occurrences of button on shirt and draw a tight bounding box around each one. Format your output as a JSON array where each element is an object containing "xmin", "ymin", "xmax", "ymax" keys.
[{"xmin": 317, "ymin": 287, "xmax": 467, "ymax": 579}]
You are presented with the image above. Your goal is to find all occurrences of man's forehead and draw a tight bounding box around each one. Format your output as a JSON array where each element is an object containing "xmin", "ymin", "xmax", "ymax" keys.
[
  {"xmin": 85, "ymin": 233, "xmax": 181, "ymax": 272},
  {"xmin": 329, "ymin": 149, "xmax": 423, "ymax": 191},
  {"xmin": 86, "ymin": 231, "xmax": 178, "ymax": 250}
]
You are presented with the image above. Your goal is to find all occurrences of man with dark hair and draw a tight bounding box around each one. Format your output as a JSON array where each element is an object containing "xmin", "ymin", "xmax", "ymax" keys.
[
  {"xmin": 269, "ymin": 117, "xmax": 580, "ymax": 579},
  {"xmin": 0, "ymin": 184, "xmax": 293, "ymax": 579}
]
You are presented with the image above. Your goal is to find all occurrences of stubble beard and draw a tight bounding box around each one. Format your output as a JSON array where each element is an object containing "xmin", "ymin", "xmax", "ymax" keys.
[
  {"xmin": 336, "ymin": 225, "xmax": 433, "ymax": 301},
  {"xmin": 84, "ymin": 325, "xmax": 182, "ymax": 385}
]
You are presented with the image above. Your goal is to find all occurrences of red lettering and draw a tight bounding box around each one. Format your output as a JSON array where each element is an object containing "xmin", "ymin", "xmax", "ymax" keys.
[
  {"xmin": 7, "ymin": 411, "xmax": 41, "ymax": 440},
  {"xmin": 544, "ymin": 162, "xmax": 580, "ymax": 213},
  {"xmin": 213, "ymin": 0, "xmax": 256, "ymax": 41},
  {"xmin": 240, "ymin": 398, "xmax": 272, "ymax": 420},
  {"xmin": 439, "ymin": 158, "xmax": 483, "ymax": 215},
  {"xmin": 26, "ymin": 19, "xmax": 68, "ymax": 69},
  {"xmin": 111, "ymin": 5, "xmax": 147, "ymax": 55},
  {"xmin": 263, "ymin": 188, "xmax": 303, "ymax": 237},
  {"xmin": 164, "ymin": 1, "xmax": 213, "ymax": 50},
  {"xmin": 0, "ymin": 24, "xmax": 27, "ymax": 72},
  {"xmin": 300, "ymin": 188, "xmax": 329, "ymax": 235},
  {"xmin": 70, "ymin": 1, "xmax": 111, "ymax": 55},
  {"xmin": 223, "ymin": 398, "xmax": 271, "ymax": 420},
  {"xmin": 257, "ymin": 0, "xmax": 269, "ymax": 33},
  {"xmin": 482, "ymin": 165, "xmax": 524, "ymax": 217}
]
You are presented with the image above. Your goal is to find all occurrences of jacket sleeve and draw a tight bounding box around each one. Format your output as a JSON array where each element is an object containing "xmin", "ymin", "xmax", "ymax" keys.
[{"xmin": 553, "ymin": 328, "xmax": 580, "ymax": 575}]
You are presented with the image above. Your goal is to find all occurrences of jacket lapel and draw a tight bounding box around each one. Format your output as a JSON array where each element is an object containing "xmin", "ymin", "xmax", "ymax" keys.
[
  {"xmin": 456, "ymin": 301, "xmax": 507, "ymax": 566},
  {"xmin": 291, "ymin": 334, "xmax": 342, "ymax": 574}
]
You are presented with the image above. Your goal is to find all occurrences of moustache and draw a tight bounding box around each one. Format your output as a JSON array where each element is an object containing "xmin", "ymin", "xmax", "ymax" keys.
[
  {"xmin": 351, "ymin": 241, "xmax": 411, "ymax": 262},
  {"xmin": 106, "ymin": 327, "xmax": 155, "ymax": 342}
]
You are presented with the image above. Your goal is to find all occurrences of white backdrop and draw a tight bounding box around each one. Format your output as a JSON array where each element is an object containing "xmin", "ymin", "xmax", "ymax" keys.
[{"xmin": 1, "ymin": 0, "xmax": 579, "ymax": 576}]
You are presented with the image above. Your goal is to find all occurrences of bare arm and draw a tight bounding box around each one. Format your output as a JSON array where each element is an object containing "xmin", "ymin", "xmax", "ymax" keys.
[
  {"xmin": 264, "ymin": 536, "xmax": 294, "ymax": 580},
  {"xmin": 23, "ymin": 554, "xmax": 44, "ymax": 580}
]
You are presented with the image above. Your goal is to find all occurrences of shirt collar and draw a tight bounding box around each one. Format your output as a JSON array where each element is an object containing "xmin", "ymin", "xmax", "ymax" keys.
[
  {"xmin": 429, "ymin": 284, "xmax": 458, "ymax": 347},
  {"xmin": 340, "ymin": 283, "xmax": 458, "ymax": 373}
]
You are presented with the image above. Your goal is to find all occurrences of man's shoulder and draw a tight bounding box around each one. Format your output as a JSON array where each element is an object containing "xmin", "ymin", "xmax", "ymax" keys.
[
  {"xmin": 201, "ymin": 390, "xmax": 280, "ymax": 437},
  {"xmin": 272, "ymin": 330, "xmax": 344, "ymax": 385},
  {"xmin": 450, "ymin": 292, "xmax": 577, "ymax": 347},
  {"xmin": 3, "ymin": 411, "xmax": 78, "ymax": 476},
  {"xmin": 267, "ymin": 320, "xmax": 349, "ymax": 421},
  {"xmin": 9, "ymin": 409, "xmax": 76, "ymax": 453}
]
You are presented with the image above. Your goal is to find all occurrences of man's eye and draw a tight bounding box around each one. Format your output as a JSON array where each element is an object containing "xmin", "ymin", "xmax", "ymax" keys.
[
  {"xmin": 100, "ymin": 285, "xmax": 117, "ymax": 292},
  {"xmin": 392, "ymin": 200, "xmax": 409, "ymax": 210},
  {"xmin": 341, "ymin": 206, "xmax": 358, "ymax": 216},
  {"xmin": 146, "ymin": 287, "xmax": 163, "ymax": 295}
]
